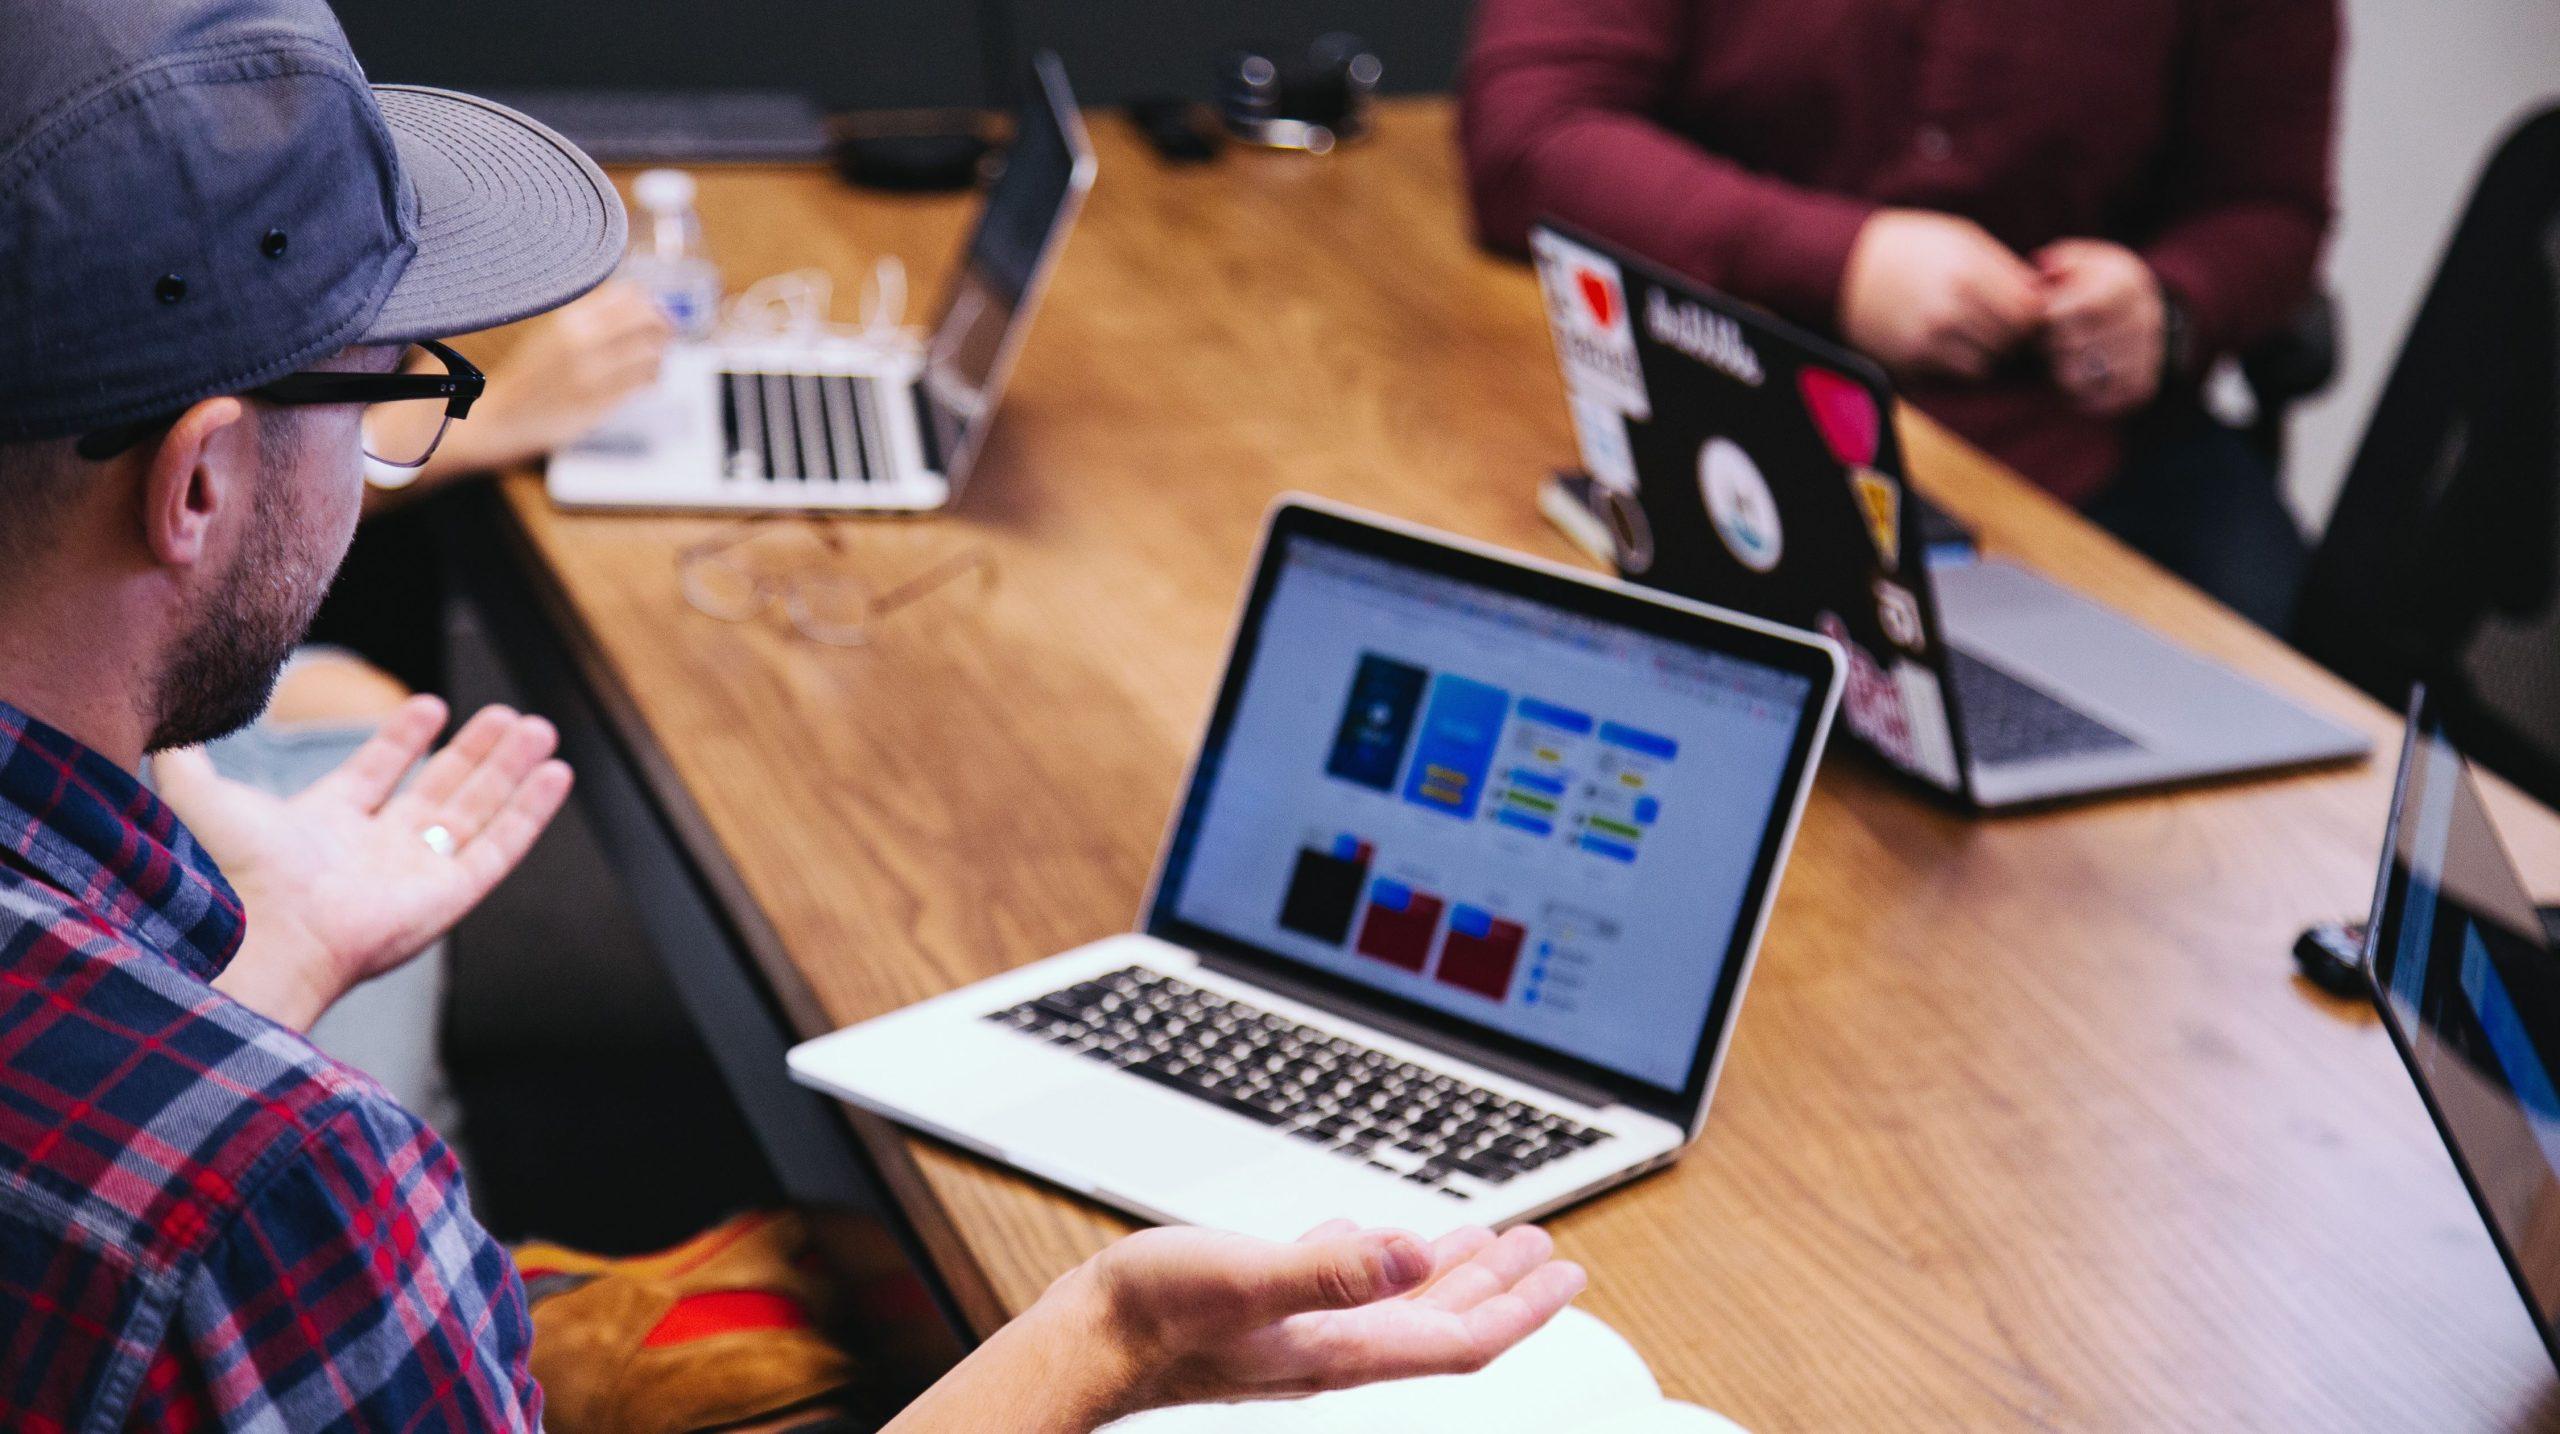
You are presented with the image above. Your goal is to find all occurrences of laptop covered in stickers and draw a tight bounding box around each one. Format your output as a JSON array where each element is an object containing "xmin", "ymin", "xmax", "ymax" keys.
[{"xmin": 1527, "ymin": 220, "xmax": 2367, "ymax": 810}]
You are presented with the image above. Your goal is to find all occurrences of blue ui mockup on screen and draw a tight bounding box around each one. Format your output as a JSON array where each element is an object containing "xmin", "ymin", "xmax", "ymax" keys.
[{"xmin": 1162, "ymin": 534, "xmax": 1818, "ymax": 1092}]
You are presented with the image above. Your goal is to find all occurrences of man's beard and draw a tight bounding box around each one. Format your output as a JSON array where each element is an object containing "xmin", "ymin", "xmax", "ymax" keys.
[{"xmin": 146, "ymin": 469, "xmax": 335, "ymax": 753}]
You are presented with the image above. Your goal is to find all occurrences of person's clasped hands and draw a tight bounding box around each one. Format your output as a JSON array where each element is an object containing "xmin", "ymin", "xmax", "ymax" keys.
[{"xmin": 1840, "ymin": 209, "xmax": 2169, "ymax": 418}]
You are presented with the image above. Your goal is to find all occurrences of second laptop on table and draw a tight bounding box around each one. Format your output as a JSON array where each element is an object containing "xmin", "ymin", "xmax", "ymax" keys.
[
  {"xmin": 1529, "ymin": 220, "xmax": 2367, "ymax": 810},
  {"xmin": 791, "ymin": 497, "xmax": 1841, "ymax": 1239}
]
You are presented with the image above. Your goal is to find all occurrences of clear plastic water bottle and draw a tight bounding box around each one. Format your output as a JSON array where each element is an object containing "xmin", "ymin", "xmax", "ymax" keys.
[{"xmin": 623, "ymin": 168, "xmax": 722, "ymax": 339}]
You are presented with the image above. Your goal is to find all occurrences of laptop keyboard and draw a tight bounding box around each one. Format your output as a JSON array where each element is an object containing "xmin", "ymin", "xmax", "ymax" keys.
[
  {"xmin": 1948, "ymin": 647, "xmax": 2140, "ymax": 766},
  {"xmin": 719, "ymin": 369, "xmax": 892, "ymax": 485},
  {"xmin": 984, "ymin": 966, "xmax": 1611, "ymax": 1200}
]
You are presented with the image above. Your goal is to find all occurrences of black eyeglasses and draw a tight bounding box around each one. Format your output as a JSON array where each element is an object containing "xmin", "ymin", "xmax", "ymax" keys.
[{"xmin": 74, "ymin": 339, "xmax": 484, "ymax": 468}]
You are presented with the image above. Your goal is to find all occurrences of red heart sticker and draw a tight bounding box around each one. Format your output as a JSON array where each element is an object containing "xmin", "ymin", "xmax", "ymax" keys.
[
  {"xmin": 1798, "ymin": 366, "xmax": 1880, "ymax": 468},
  {"xmin": 1575, "ymin": 269, "xmax": 1617, "ymax": 329}
]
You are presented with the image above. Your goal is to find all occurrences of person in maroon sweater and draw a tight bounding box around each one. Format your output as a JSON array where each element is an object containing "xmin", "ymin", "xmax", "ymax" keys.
[{"xmin": 1461, "ymin": 0, "xmax": 2341, "ymax": 629}]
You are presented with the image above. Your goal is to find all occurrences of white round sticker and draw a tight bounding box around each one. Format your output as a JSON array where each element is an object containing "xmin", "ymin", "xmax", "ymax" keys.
[{"xmin": 1699, "ymin": 437, "xmax": 1783, "ymax": 573}]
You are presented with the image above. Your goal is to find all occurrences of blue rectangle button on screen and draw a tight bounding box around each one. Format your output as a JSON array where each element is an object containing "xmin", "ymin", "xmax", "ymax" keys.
[{"xmin": 1400, "ymin": 675, "xmax": 1510, "ymax": 820}]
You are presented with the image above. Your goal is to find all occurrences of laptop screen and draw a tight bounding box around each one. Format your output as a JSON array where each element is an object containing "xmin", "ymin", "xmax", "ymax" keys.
[
  {"xmin": 918, "ymin": 52, "xmax": 1092, "ymax": 486},
  {"xmin": 2370, "ymin": 708, "xmax": 2560, "ymax": 1352},
  {"xmin": 1148, "ymin": 506, "xmax": 1835, "ymax": 1105}
]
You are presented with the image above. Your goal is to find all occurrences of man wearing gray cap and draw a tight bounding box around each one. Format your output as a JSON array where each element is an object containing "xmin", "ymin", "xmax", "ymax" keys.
[
  {"xmin": 0, "ymin": 2, "xmax": 1582, "ymax": 1427},
  {"xmin": 0, "ymin": 0, "xmax": 610, "ymax": 1423}
]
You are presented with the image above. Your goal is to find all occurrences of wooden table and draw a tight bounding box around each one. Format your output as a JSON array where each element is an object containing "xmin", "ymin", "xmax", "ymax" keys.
[{"xmin": 479, "ymin": 100, "xmax": 2560, "ymax": 1429}]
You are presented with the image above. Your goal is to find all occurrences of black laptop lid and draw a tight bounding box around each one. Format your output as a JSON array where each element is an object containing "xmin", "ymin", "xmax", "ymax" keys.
[
  {"xmin": 1529, "ymin": 221, "xmax": 1967, "ymax": 796},
  {"xmin": 2367, "ymin": 691, "xmax": 2560, "ymax": 1369}
]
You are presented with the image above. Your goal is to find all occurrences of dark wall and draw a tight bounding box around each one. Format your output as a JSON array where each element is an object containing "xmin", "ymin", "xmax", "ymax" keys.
[
  {"xmin": 1018, "ymin": 1, "xmax": 1470, "ymax": 105},
  {"xmin": 330, "ymin": 1, "xmax": 1471, "ymax": 110}
]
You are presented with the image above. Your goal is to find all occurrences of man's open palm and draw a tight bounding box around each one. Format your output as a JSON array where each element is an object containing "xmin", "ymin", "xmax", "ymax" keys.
[
  {"xmin": 1094, "ymin": 1220, "xmax": 1587, "ymax": 1410},
  {"xmin": 160, "ymin": 696, "xmax": 572, "ymax": 1030}
]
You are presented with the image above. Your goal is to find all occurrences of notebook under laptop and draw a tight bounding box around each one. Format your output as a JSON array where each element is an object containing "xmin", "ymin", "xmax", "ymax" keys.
[
  {"xmin": 788, "ymin": 498, "xmax": 1843, "ymax": 1238},
  {"xmin": 545, "ymin": 52, "xmax": 1095, "ymax": 513},
  {"xmin": 1528, "ymin": 220, "xmax": 2369, "ymax": 809}
]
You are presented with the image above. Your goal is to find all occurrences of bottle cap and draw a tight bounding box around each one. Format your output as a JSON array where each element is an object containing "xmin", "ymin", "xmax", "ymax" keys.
[{"xmin": 633, "ymin": 168, "xmax": 697, "ymax": 213}]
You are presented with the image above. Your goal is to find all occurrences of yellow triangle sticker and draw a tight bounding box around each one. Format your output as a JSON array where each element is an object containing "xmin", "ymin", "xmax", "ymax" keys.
[{"xmin": 1852, "ymin": 467, "xmax": 1900, "ymax": 570}]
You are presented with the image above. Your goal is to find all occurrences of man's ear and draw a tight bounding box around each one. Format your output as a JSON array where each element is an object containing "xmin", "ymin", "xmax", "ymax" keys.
[{"xmin": 138, "ymin": 396, "xmax": 253, "ymax": 570}]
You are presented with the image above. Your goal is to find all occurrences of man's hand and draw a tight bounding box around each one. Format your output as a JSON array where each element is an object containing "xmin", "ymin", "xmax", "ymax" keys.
[
  {"xmin": 1082, "ymin": 1221, "xmax": 1585, "ymax": 1411},
  {"xmin": 1840, "ymin": 209, "xmax": 2045, "ymax": 380},
  {"xmin": 159, "ymin": 697, "xmax": 572, "ymax": 1031},
  {"xmin": 2036, "ymin": 239, "xmax": 2167, "ymax": 417},
  {"xmin": 883, "ymin": 1221, "xmax": 1585, "ymax": 1432}
]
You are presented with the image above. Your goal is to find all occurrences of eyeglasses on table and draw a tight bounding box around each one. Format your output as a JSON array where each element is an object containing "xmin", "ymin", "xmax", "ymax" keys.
[{"xmin": 676, "ymin": 513, "xmax": 996, "ymax": 647}]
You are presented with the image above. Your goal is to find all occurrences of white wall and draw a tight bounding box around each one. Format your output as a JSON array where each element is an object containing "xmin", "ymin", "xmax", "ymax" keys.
[{"xmin": 2285, "ymin": 0, "xmax": 2560, "ymax": 530}]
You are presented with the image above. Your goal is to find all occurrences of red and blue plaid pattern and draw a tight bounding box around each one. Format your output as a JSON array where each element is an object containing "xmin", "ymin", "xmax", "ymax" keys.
[{"xmin": 0, "ymin": 702, "xmax": 540, "ymax": 1431}]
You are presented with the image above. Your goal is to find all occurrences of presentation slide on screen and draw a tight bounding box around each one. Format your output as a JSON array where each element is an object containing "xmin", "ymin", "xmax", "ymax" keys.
[{"xmin": 1174, "ymin": 540, "xmax": 1812, "ymax": 1090}]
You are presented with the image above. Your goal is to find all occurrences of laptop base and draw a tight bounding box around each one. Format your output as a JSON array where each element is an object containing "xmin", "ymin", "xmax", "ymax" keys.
[
  {"xmin": 1939, "ymin": 559, "xmax": 2369, "ymax": 809},
  {"xmin": 546, "ymin": 339, "xmax": 949, "ymax": 513},
  {"xmin": 789, "ymin": 935, "xmax": 1684, "ymax": 1240}
]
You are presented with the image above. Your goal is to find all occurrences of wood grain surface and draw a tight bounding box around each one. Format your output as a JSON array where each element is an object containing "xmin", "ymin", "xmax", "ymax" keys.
[{"xmin": 483, "ymin": 101, "xmax": 2560, "ymax": 1429}]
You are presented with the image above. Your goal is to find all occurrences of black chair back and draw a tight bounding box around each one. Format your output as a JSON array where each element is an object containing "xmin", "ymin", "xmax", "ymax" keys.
[{"xmin": 2295, "ymin": 106, "xmax": 2560, "ymax": 804}]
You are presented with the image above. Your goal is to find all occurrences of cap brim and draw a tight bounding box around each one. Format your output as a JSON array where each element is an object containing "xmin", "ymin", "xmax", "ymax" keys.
[{"xmin": 361, "ymin": 86, "xmax": 626, "ymax": 345}]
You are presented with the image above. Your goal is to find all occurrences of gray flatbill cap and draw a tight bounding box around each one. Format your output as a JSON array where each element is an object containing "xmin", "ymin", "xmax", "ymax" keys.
[
  {"xmin": 363, "ymin": 86, "xmax": 626, "ymax": 344},
  {"xmin": 0, "ymin": 0, "xmax": 627, "ymax": 442}
]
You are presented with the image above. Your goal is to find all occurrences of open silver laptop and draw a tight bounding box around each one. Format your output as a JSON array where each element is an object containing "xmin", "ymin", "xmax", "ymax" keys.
[
  {"xmin": 1530, "ymin": 221, "xmax": 2369, "ymax": 810},
  {"xmin": 545, "ymin": 53, "xmax": 1095, "ymax": 513},
  {"xmin": 789, "ymin": 498, "xmax": 1843, "ymax": 1238}
]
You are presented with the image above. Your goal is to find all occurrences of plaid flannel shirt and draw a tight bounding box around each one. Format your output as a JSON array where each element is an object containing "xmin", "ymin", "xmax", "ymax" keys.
[{"xmin": 0, "ymin": 701, "xmax": 540, "ymax": 1431}]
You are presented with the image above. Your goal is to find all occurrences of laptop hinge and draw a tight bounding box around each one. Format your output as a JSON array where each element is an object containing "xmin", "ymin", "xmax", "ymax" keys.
[{"xmin": 1191, "ymin": 948, "xmax": 1623, "ymax": 1112}]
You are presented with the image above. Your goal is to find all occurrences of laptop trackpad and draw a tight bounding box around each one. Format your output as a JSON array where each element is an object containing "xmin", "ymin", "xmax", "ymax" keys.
[{"xmin": 969, "ymin": 1064, "xmax": 1306, "ymax": 1196}]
